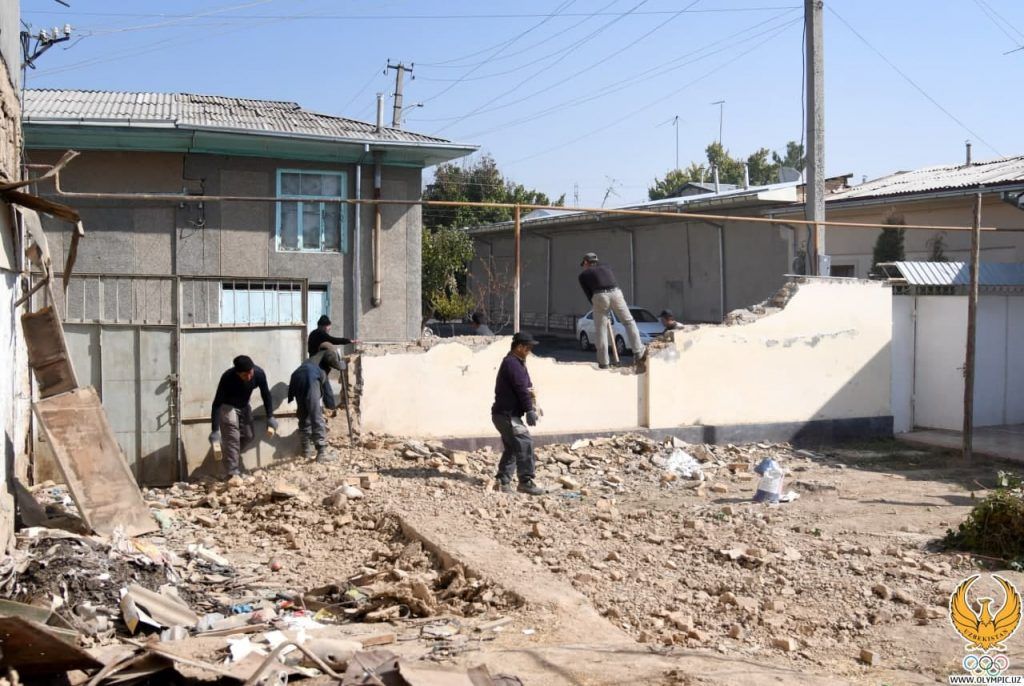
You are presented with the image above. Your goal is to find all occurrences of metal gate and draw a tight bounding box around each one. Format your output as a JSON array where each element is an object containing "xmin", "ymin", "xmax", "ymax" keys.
[{"xmin": 33, "ymin": 273, "xmax": 308, "ymax": 485}]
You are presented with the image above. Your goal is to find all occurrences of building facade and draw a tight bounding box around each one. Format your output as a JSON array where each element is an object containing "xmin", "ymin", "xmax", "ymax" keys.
[{"xmin": 22, "ymin": 89, "xmax": 475, "ymax": 484}]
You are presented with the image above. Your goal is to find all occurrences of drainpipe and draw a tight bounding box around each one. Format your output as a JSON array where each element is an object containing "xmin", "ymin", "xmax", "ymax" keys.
[
  {"xmin": 544, "ymin": 234, "xmax": 552, "ymax": 332},
  {"xmin": 353, "ymin": 144, "xmax": 367, "ymax": 338},
  {"xmin": 718, "ymin": 222, "xmax": 726, "ymax": 320},
  {"xmin": 372, "ymin": 150, "xmax": 383, "ymax": 308}
]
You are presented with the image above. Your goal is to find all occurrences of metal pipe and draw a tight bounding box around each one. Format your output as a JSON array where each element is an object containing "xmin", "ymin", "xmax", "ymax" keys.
[
  {"xmin": 743, "ymin": 163, "xmax": 750, "ymax": 189},
  {"xmin": 544, "ymin": 234, "xmax": 552, "ymax": 333},
  {"xmin": 713, "ymin": 166, "xmax": 720, "ymax": 193},
  {"xmin": 718, "ymin": 222, "xmax": 726, "ymax": 320},
  {"xmin": 372, "ymin": 151, "xmax": 383, "ymax": 307},
  {"xmin": 375, "ymin": 93, "xmax": 384, "ymax": 133},
  {"xmin": 354, "ymin": 145, "xmax": 366, "ymax": 339},
  {"xmin": 513, "ymin": 205, "xmax": 521, "ymax": 333},
  {"xmin": 963, "ymin": 193, "xmax": 983, "ymax": 461},
  {"xmin": 44, "ymin": 168, "xmax": 995, "ymax": 232}
]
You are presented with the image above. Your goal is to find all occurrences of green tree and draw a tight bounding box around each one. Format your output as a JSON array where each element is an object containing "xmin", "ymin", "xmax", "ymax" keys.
[
  {"xmin": 772, "ymin": 141, "xmax": 805, "ymax": 172},
  {"xmin": 927, "ymin": 232, "xmax": 949, "ymax": 262},
  {"xmin": 648, "ymin": 140, "xmax": 804, "ymax": 200},
  {"xmin": 423, "ymin": 154, "xmax": 564, "ymax": 230},
  {"xmin": 421, "ymin": 225, "xmax": 474, "ymax": 318},
  {"xmin": 872, "ymin": 212, "xmax": 906, "ymax": 272}
]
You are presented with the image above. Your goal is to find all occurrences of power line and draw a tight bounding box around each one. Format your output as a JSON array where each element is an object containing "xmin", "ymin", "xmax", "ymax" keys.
[
  {"xmin": 503, "ymin": 18, "xmax": 798, "ymax": 167},
  {"xmin": 434, "ymin": 0, "xmax": 666, "ymax": 135},
  {"xmin": 827, "ymin": 5, "xmax": 1003, "ymax": 157},
  {"xmin": 83, "ymin": 0, "xmax": 277, "ymax": 36},
  {"xmin": 970, "ymin": 0, "xmax": 1024, "ymax": 51},
  {"xmin": 23, "ymin": 7, "xmax": 804, "ymax": 21},
  {"xmin": 339, "ymin": 63, "xmax": 388, "ymax": 115},
  {"xmin": 418, "ymin": 0, "xmax": 578, "ymax": 107},
  {"xmin": 444, "ymin": 11, "xmax": 800, "ymax": 140},
  {"xmin": 417, "ymin": 9, "xmax": 609, "ymax": 71}
]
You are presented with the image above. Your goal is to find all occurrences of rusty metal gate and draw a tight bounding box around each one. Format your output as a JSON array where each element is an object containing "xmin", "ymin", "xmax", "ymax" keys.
[{"xmin": 33, "ymin": 273, "xmax": 308, "ymax": 485}]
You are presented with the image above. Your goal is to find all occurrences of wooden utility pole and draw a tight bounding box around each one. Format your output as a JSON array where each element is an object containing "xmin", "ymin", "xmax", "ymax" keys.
[
  {"xmin": 513, "ymin": 205, "xmax": 521, "ymax": 334},
  {"xmin": 805, "ymin": 0, "xmax": 826, "ymax": 274},
  {"xmin": 386, "ymin": 61, "xmax": 413, "ymax": 128},
  {"xmin": 963, "ymin": 193, "xmax": 983, "ymax": 462}
]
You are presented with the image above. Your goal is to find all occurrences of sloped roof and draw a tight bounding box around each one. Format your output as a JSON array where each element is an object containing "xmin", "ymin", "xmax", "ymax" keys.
[
  {"xmin": 880, "ymin": 261, "xmax": 1024, "ymax": 286},
  {"xmin": 831, "ymin": 155, "xmax": 1024, "ymax": 201},
  {"xmin": 23, "ymin": 88, "xmax": 460, "ymax": 146}
]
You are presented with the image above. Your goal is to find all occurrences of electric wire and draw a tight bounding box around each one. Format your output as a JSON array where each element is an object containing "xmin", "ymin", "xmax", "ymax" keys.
[
  {"xmin": 827, "ymin": 5, "xmax": 1003, "ymax": 157},
  {"xmin": 433, "ymin": 0, "xmax": 665, "ymax": 134},
  {"xmin": 502, "ymin": 18, "xmax": 798, "ymax": 167}
]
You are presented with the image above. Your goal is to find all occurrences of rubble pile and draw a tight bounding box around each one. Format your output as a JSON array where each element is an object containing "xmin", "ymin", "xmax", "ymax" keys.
[{"xmin": 0, "ymin": 430, "xmax": 987, "ymax": 683}]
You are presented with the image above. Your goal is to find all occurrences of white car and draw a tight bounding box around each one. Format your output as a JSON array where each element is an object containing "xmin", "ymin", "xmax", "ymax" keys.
[{"xmin": 576, "ymin": 307, "xmax": 663, "ymax": 355}]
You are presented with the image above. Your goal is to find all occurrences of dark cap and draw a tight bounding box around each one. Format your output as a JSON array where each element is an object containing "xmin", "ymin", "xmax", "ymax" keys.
[
  {"xmin": 233, "ymin": 355, "xmax": 255, "ymax": 373},
  {"xmin": 471, "ymin": 312, "xmax": 484, "ymax": 325},
  {"xmin": 317, "ymin": 315, "xmax": 331, "ymax": 327},
  {"xmin": 581, "ymin": 252, "xmax": 599, "ymax": 266},
  {"xmin": 512, "ymin": 331, "xmax": 538, "ymax": 347},
  {"xmin": 659, "ymin": 309, "xmax": 675, "ymax": 319}
]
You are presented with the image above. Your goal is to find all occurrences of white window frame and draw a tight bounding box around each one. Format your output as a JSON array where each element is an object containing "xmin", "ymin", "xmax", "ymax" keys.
[{"xmin": 275, "ymin": 169, "xmax": 348, "ymax": 253}]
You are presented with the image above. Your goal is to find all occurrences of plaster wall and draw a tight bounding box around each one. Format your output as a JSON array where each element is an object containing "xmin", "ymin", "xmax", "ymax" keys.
[
  {"xmin": 647, "ymin": 279, "xmax": 892, "ymax": 428},
  {"xmin": 359, "ymin": 339, "xmax": 640, "ymax": 438},
  {"xmin": 360, "ymin": 280, "xmax": 892, "ymax": 439}
]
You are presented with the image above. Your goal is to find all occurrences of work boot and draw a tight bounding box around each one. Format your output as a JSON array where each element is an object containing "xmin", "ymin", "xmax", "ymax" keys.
[
  {"xmin": 517, "ymin": 479, "xmax": 545, "ymax": 496},
  {"xmin": 300, "ymin": 438, "xmax": 314, "ymax": 459},
  {"xmin": 495, "ymin": 479, "xmax": 514, "ymax": 494},
  {"xmin": 315, "ymin": 446, "xmax": 338, "ymax": 464}
]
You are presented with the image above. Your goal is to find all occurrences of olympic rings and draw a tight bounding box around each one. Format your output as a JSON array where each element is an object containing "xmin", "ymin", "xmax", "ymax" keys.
[{"xmin": 962, "ymin": 653, "xmax": 1010, "ymax": 676}]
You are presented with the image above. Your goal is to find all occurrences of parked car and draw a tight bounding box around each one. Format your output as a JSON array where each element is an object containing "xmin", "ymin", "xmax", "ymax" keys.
[{"xmin": 575, "ymin": 307, "xmax": 662, "ymax": 355}]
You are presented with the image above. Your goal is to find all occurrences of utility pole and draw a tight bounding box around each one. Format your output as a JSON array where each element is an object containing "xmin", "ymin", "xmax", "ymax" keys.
[
  {"xmin": 963, "ymin": 193, "xmax": 983, "ymax": 462},
  {"xmin": 805, "ymin": 0, "xmax": 826, "ymax": 275},
  {"xmin": 386, "ymin": 61, "xmax": 414, "ymax": 129},
  {"xmin": 711, "ymin": 100, "xmax": 725, "ymax": 147}
]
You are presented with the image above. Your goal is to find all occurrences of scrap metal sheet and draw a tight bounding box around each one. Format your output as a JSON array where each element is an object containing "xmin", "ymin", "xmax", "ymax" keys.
[{"xmin": 33, "ymin": 387, "xmax": 157, "ymax": 537}]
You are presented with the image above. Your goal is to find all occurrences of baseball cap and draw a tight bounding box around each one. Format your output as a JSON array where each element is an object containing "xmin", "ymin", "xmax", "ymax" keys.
[
  {"xmin": 581, "ymin": 252, "xmax": 599, "ymax": 265},
  {"xmin": 512, "ymin": 331, "xmax": 539, "ymax": 347}
]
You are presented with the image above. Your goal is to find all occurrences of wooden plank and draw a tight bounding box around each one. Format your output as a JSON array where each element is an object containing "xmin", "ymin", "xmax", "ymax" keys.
[
  {"xmin": 33, "ymin": 387, "xmax": 157, "ymax": 537},
  {"xmin": 0, "ymin": 617, "xmax": 102, "ymax": 675},
  {"xmin": 22, "ymin": 306, "xmax": 78, "ymax": 398}
]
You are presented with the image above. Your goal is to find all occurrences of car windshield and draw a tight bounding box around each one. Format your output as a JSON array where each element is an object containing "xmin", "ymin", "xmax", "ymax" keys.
[{"xmin": 631, "ymin": 308, "xmax": 658, "ymax": 323}]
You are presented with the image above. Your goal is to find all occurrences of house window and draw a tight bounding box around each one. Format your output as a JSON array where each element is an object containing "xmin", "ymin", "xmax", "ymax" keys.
[
  {"xmin": 830, "ymin": 264, "xmax": 856, "ymax": 278},
  {"xmin": 276, "ymin": 170, "xmax": 348, "ymax": 253}
]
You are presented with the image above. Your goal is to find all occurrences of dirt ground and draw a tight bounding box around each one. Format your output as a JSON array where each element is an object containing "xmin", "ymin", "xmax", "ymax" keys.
[{"xmin": 9, "ymin": 427, "xmax": 1024, "ymax": 685}]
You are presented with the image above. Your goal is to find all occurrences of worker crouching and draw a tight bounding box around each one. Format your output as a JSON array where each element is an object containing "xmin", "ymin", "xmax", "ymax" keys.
[{"xmin": 288, "ymin": 344, "xmax": 345, "ymax": 463}]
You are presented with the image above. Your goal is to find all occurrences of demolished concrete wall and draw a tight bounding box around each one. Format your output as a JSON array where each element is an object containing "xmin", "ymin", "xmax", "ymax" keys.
[
  {"xmin": 359, "ymin": 339, "xmax": 641, "ymax": 438},
  {"xmin": 647, "ymin": 278, "xmax": 892, "ymax": 429},
  {"xmin": 358, "ymin": 279, "xmax": 893, "ymax": 442}
]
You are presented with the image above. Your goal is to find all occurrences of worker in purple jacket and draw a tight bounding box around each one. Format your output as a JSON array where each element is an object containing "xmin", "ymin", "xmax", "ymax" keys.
[{"xmin": 491, "ymin": 331, "xmax": 545, "ymax": 495}]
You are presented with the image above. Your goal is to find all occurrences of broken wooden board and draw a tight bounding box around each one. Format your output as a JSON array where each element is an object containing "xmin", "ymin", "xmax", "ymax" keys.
[
  {"xmin": 0, "ymin": 616, "xmax": 102, "ymax": 675},
  {"xmin": 22, "ymin": 305, "xmax": 77, "ymax": 399},
  {"xmin": 33, "ymin": 387, "xmax": 157, "ymax": 537}
]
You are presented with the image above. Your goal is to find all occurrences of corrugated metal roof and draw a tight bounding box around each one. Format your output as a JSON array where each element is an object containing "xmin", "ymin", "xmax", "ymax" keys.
[
  {"xmin": 830, "ymin": 155, "xmax": 1024, "ymax": 200},
  {"xmin": 23, "ymin": 89, "xmax": 458, "ymax": 146},
  {"xmin": 885, "ymin": 261, "xmax": 1024, "ymax": 286}
]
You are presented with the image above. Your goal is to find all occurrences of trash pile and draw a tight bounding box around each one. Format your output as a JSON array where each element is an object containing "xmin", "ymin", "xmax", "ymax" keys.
[{"xmin": 0, "ymin": 470, "xmax": 526, "ymax": 685}]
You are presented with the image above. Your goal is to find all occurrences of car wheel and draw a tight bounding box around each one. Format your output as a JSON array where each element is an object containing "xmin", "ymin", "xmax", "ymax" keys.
[
  {"xmin": 579, "ymin": 332, "xmax": 591, "ymax": 351},
  {"xmin": 615, "ymin": 335, "xmax": 627, "ymax": 356}
]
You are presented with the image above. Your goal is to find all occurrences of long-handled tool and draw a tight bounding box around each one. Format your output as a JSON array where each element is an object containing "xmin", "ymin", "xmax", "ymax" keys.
[
  {"xmin": 337, "ymin": 360, "xmax": 355, "ymax": 444},
  {"xmin": 607, "ymin": 317, "xmax": 620, "ymax": 365}
]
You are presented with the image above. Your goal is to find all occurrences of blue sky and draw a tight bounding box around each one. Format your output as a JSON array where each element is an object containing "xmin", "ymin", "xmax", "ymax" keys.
[{"xmin": 19, "ymin": 0, "xmax": 1023, "ymax": 207}]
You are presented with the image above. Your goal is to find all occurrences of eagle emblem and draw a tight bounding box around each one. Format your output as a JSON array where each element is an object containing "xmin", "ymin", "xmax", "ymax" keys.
[{"xmin": 949, "ymin": 574, "xmax": 1022, "ymax": 652}]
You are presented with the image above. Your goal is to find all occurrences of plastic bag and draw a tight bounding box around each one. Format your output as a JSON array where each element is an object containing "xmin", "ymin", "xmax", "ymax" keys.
[
  {"xmin": 753, "ymin": 458, "xmax": 783, "ymax": 503},
  {"xmin": 666, "ymin": 448, "xmax": 703, "ymax": 480}
]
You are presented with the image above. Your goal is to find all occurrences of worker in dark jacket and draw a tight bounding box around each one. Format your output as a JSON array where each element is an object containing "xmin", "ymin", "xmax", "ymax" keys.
[
  {"xmin": 659, "ymin": 309, "xmax": 685, "ymax": 335},
  {"xmin": 288, "ymin": 345, "xmax": 344, "ymax": 463},
  {"xmin": 307, "ymin": 315, "xmax": 358, "ymax": 357},
  {"xmin": 209, "ymin": 355, "xmax": 277, "ymax": 479},
  {"xmin": 578, "ymin": 252, "xmax": 646, "ymax": 369},
  {"xmin": 491, "ymin": 331, "xmax": 545, "ymax": 495}
]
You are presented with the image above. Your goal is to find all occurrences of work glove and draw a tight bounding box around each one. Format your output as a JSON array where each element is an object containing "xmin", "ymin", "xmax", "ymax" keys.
[
  {"xmin": 267, "ymin": 416, "xmax": 279, "ymax": 431},
  {"xmin": 526, "ymin": 411, "xmax": 539, "ymax": 427},
  {"xmin": 208, "ymin": 430, "xmax": 221, "ymax": 445}
]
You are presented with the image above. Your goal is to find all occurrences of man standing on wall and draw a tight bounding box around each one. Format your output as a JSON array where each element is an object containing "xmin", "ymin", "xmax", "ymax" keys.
[
  {"xmin": 307, "ymin": 315, "xmax": 357, "ymax": 357},
  {"xmin": 209, "ymin": 355, "xmax": 278, "ymax": 479},
  {"xmin": 578, "ymin": 252, "xmax": 646, "ymax": 369},
  {"xmin": 288, "ymin": 345, "xmax": 344, "ymax": 463},
  {"xmin": 491, "ymin": 332, "xmax": 545, "ymax": 495}
]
